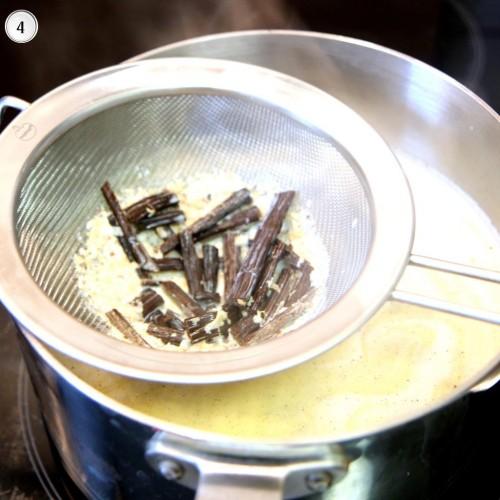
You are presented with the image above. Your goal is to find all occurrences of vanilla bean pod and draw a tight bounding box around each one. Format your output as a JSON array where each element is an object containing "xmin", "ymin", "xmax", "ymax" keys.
[
  {"xmin": 226, "ymin": 191, "xmax": 295, "ymax": 307},
  {"xmin": 101, "ymin": 182, "xmax": 159, "ymax": 272},
  {"xmin": 152, "ymin": 258, "xmax": 184, "ymax": 271},
  {"xmin": 223, "ymin": 232, "xmax": 239, "ymax": 301},
  {"xmin": 161, "ymin": 281, "xmax": 205, "ymax": 316},
  {"xmin": 179, "ymin": 230, "xmax": 205, "ymax": 299},
  {"xmin": 185, "ymin": 311, "xmax": 217, "ymax": 336},
  {"xmin": 250, "ymin": 240, "xmax": 287, "ymax": 312},
  {"xmin": 196, "ymin": 206, "xmax": 261, "ymax": 241},
  {"xmin": 136, "ymin": 209, "xmax": 185, "ymax": 230},
  {"xmin": 108, "ymin": 191, "xmax": 179, "ymax": 225},
  {"xmin": 147, "ymin": 324, "xmax": 184, "ymax": 345},
  {"xmin": 160, "ymin": 188, "xmax": 252, "ymax": 254},
  {"xmin": 106, "ymin": 309, "xmax": 151, "ymax": 347},
  {"xmin": 140, "ymin": 288, "xmax": 164, "ymax": 320}
]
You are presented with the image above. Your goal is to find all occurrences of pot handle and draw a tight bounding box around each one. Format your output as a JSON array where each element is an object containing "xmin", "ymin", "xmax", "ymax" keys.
[
  {"xmin": 146, "ymin": 432, "xmax": 349, "ymax": 499},
  {"xmin": 0, "ymin": 95, "xmax": 30, "ymax": 128}
]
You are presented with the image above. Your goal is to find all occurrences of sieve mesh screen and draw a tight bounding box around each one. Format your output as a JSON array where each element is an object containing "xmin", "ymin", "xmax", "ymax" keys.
[{"xmin": 15, "ymin": 93, "xmax": 372, "ymax": 334}]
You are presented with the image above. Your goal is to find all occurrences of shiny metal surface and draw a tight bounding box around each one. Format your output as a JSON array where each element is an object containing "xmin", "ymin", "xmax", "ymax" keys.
[
  {"xmin": 0, "ymin": 96, "xmax": 30, "ymax": 122},
  {"xmin": 0, "ymin": 57, "xmax": 416, "ymax": 383},
  {"xmin": 392, "ymin": 289, "xmax": 500, "ymax": 324},
  {"xmin": 393, "ymin": 255, "xmax": 500, "ymax": 324},
  {"xmin": 409, "ymin": 254, "xmax": 500, "ymax": 283}
]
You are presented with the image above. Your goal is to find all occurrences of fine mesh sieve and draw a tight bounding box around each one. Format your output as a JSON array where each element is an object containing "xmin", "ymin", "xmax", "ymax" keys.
[
  {"xmin": 15, "ymin": 93, "xmax": 371, "ymax": 334},
  {"xmin": 3, "ymin": 57, "xmax": 496, "ymax": 384}
]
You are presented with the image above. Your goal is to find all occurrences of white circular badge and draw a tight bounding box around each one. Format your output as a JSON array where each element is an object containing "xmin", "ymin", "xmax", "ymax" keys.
[{"xmin": 5, "ymin": 10, "xmax": 38, "ymax": 43}]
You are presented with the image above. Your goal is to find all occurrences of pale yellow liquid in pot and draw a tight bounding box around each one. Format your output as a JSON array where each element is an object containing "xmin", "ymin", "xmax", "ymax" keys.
[{"xmin": 60, "ymin": 159, "xmax": 500, "ymax": 441}]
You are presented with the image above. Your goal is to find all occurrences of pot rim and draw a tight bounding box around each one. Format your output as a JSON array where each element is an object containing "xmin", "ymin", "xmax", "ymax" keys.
[{"xmin": 128, "ymin": 29, "xmax": 500, "ymax": 123}]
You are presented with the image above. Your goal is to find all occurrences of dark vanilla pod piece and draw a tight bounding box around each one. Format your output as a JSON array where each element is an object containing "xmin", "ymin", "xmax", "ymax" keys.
[
  {"xmin": 197, "ymin": 291, "xmax": 221, "ymax": 306},
  {"xmin": 146, "ymin": 309, "xmax": 163, "ymax": 324},
  {"xmin": 284, "ymin": 243, "xmax": 302, "ymax": 268},
  {"xmin": 117, "ymin": 236, "xmax": 134, "ymax": 262},
  {"xmin": 233, "ymin": 263, "xmax": 311, "ymax": 344},
  {"xmin": 226, "ymin": 191, "xmax": 295, "ymax": 307},
  {"xmin": 141, "ymin": 279, "xmax": 160, "ymax": 287},
  {"xmin": 108, "ymin": 191, "xmax": 179, "ymax": 225},
  {"xmin": 236, "ymin": 245, "xmax": 242, "ymax": 270},
  {"xmin": 136, "ymin": 267, "xmax": 175, "ymax": 287},
  {"xmin": 155, "ymin": 309, "xmax": 184, "ymax": 332},
  {"xmin": 152, "ymin": 258, "xmax": 184, "ymax": 271},
  {"xmin": 106, "ymin": 309, "xmax": 151, "ymax": 347},
  {"xmin": 136, "ymin": 268, "xmax": 149, "ymax": 279},
  {"xmin": 136, "ymin": 209, "xmax": 185, "ymax": 230},
  {"xmin": 147, "ymin": 324, "xmax": 184, "ymax": 345},
  {"xmin": 161, "ymin": 281, "xmax": 205, "ymax": 316},
  {"xmin": 226, "ymin": 305, "xmax": 243, "ymax": 324},
  {"xmin": 250, "ymin": 239, "xmax": 287, "ymax": 312},
  {"xmin": 196, "ymin": 206, "xmax": 261, "ymax": 241},
  {"xmin": 232, "ymin": 258, "xmax": 311, "ymax": 345},
  {"xmin": 178, "ymin": 235, "xmax": 219, "ymax": 302},
  {"xmin": 190, "ymin": 328, "xmax": 221, "ymax": 344},
  {"xmin": 240, "ymin": 290, "xmax": 316, "ymax": 346},
  {"xmin": 188, "ymin": 187, "xmax": 252, "ymax": 233},
  {"xmin": 185, "ymin": 311, "xmax": 217, "ymax": 335},
  {"xmin": 286, "ymin": 261, "xmax": 313, "ymax": 306},
  {"xmin": 160, "ymin": 188, "xmax": 252, "ymax": 254},
  {"xmin": 101, "ymin": 181, "xmax": 136, "ymax": 258},
  {"xmin": 101, "ymin": 182, "xmax": 159, "ymax": 272},
  {"xmin": 202, "ymin": 245, "xmax": 219, "ymax": 294},
  {"xmin": 140, "ymin": 288, "xmax": 164, "ymax": 320},
  {"xmin": 229, "ymin": 313, "xmax": 260, "ymax": 343},
  {"xmin": 262, "ymin": 266, "xmax": 299, "ymax": 321},
  {"xmin": 223, "ymin": 232, "xmax": 239, "ymax": 301},
  {"xmin": 179, "ymin": 230, "xmax": 205, "ymax": 298},
  {"xmin": 128, "ymin": 237, "xmax": 159, "ymax": 272}
]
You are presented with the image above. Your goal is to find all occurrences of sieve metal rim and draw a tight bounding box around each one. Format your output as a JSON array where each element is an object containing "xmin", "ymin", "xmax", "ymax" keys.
[{"xmin": 0, "ymin": 58, "xmax": 415, "ymax": 383}]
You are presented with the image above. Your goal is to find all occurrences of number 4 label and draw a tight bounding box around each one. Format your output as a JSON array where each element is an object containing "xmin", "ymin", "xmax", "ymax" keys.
[{"xmin": 5, "ymin": 10, "xmax": 38, "ymax": 43}]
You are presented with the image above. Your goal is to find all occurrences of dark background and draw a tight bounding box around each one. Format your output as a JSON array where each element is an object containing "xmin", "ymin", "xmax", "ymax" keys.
[
  {"xmin": 1, "ymin": 0, "xmax": 500, "ymax": 110},
  {"xmin": 1, "ymin": 1, "xmax": 499, "ymax": 499}
]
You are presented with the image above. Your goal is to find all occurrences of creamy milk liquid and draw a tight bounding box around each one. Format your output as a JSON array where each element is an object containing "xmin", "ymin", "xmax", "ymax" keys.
[{"xmin": 61, "ymin": 156, "xmax": 500, "ymax": 441}]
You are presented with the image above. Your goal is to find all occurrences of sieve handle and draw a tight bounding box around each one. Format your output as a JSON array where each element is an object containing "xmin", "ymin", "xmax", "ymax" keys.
[
  {"xmin": 392, "ymin": 254, "xmax": 500, "ymax": 325},
  {"xmin": 0, "ymin": 95, "xmax": 30, "ymax": 129}
]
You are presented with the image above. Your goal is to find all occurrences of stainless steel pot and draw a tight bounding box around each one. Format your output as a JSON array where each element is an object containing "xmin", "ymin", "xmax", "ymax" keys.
[
  {"xmin": 19, "ymin": 331, "xmax": 475, "ymax": 500},
  {"xmin": 6, "ymin": 30, "xmax": 500, "ymax": 499}
]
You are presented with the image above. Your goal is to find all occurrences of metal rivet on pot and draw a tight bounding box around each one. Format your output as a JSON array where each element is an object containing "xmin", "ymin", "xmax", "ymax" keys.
[
  {"xmin": 305, "ymin": 471, "xmax": 334, "ymax": 493},
  {"xmin": 158, "ymin": 459, "xmax": 184, "ymax": 481}
]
